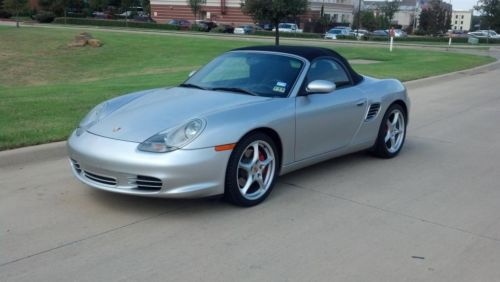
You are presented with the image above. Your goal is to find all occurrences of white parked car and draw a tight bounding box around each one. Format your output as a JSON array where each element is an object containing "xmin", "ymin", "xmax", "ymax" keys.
[
  {"xmin": 391, "ymin": 29, "xmax": 408, "ymax": 38},
  {"xmin": 468, "ymin": 30, "xmax": 500, "ymax": 39},
  {"xmin": 233, "ymin": 25, "xmax": 255, "ymax": 34},
  {"xmin": 324, "ymin": 28, "xmax": 351, "ymax": 39},
  {"xmin": 274, "ymin": 23, "xmax": 303, "ymax": 33},
  {"xmin": 352, "ymin": 29, "xmax": 369, "ymax": 37}
]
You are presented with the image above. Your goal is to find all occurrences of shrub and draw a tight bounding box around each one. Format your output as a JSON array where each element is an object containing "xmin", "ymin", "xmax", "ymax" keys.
[
  {"xmin": 52, "ymin": 17, "xmax": 180, "ymax": 30},
  {"xmin": 190, "ymin": 24, "xmax": 207, "ymax": 32},
  {"xmin": 477, "ymin": 37, "xmax": 500, "ymax": 44},
  {"xmin": 0, "ymin": 10, "xmax": 12, "ymax": 19},
  {"xmin": 210, "ymin": 26, "xmax": 226, "ymax": 33},
  {"xmin": 67, "ymin": 12, "xmax": 86, "ymax": 18},
  {"xmin": 35, "ymin": 11, "xmax": 55, "ymax": 23},
  {"xmin": 336, "ymin": 35, "xmax": 358, "ymax": 40}
]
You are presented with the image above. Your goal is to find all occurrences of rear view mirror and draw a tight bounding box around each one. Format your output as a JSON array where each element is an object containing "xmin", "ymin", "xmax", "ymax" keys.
[
  {"xmin": 188, "ymin": 70, "xmax": 197, "ymax": 77},
  {"xmin": 306, "ymin": 80, "xmax": 336, "ymax": 94}
]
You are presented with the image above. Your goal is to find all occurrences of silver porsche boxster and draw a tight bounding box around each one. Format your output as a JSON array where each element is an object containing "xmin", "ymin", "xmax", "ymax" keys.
[{"xmin": 68, "ymin": 46, "xmax": 410, "ymax": 206}]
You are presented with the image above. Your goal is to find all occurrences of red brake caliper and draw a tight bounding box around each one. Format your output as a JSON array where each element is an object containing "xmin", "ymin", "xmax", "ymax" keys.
[{"xmin": 259, "ymin": 151, "xmax": 268, "ymax": 176}]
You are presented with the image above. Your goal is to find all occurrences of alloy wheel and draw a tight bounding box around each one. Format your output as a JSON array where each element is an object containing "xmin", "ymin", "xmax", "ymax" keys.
[
  {"xmin": 236, "ymin": 140, "xmax": 276, "ymax": 200},
  {"xmin": 384, "ymin": 109, "xmax": 405, "ymax": 153}
]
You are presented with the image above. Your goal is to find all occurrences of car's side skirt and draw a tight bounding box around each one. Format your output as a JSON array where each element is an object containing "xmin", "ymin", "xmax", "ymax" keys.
[{"xmin": 279, "ymin": 141, "xmax": 374, "ymax": 176}]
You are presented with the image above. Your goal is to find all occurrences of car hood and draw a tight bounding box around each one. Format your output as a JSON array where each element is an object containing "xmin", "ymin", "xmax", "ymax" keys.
[{"xmin": 87, "ymin": 87, "xmax": 270, "ymax": 143}]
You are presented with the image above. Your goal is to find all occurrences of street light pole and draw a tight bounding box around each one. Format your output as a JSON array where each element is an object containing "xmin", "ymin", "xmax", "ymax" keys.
[{"xmin": 357, "ymin": 0, "xmax": 361, "ymax": 36}]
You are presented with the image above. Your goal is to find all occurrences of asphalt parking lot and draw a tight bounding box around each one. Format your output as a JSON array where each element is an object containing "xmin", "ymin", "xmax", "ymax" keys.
[{"xmin": 1, "ymin": 54, "xmax": 500, "ymax": 281}]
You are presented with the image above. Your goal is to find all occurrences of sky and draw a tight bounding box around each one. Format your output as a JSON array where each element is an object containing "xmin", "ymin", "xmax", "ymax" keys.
[
  {"xmin": 372, "ymin": 0, "xmax": 479, "ymax": 11},
  {"xmin": 447, "ymin": 0, "xmax": 478, "ymax": 11}
]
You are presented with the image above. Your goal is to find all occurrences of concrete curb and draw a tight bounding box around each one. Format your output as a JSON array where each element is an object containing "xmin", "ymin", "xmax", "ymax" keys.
[{"xmin": 0, "ymin": 141, "xmax": 67, "ymax": 168}]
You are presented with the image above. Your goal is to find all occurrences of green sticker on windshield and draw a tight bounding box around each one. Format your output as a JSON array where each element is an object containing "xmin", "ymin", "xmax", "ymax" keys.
[
  {"xmin": 273, "ymin": 86, "xmax": 286, "ymax": 93},
  {"xmin": 273, "ymin": 82, "xmax": 286, "ymax": 93}
]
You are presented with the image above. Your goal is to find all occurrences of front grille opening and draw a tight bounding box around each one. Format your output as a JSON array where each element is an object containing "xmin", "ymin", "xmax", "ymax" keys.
[
  {"xmin": 134, "ymin": 175, "xmax": 162, "ymax": 191},
  {"xmin": 83, "ymin": 170, "xmax": 117, "ymax": 186},
  {"xmin": 71, "ymin": 159, "xmax": 82, "ymax": 174}
]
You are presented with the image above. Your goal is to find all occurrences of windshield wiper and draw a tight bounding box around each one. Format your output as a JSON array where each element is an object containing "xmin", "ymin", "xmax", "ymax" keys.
[
  {"xmin": 179, "ymin": 83, "xmax": 207, "ymax": 90},
  {"xmin": 211, "ymin": 87, "xmax": 258, "ymax": 96}
]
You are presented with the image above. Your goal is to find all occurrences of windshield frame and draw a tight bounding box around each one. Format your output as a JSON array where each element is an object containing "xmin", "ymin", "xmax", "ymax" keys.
[{"xmin": 182, "ymin": 50, "xmax": 309, "ymax": 98}]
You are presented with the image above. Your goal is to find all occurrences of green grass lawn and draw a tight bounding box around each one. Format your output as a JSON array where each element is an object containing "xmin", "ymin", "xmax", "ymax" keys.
[{"xmin": 0, "ymin": 26, "xmax": 495, "ymax": 150}]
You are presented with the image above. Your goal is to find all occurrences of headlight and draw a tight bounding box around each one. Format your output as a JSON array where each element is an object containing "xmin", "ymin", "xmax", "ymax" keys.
[{"xmin": 138, "ymin": 119, "xmax": 206, "ymax": 153}]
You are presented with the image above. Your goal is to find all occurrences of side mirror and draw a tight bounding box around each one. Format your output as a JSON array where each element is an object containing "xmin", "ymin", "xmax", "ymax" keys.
[
  {"xmin": 188, "ymin": 70, "xmax": 197, "ymax": 77},
  {"xmin": 306, "ymin": 80, "xmax": 336, "ymax": 94}
]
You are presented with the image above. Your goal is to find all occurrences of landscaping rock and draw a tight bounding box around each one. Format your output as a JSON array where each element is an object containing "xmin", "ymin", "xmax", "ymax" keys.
[
  {"xmin": 87, "ymin": 39, "xmax": 102, "ymax": 48},
  {"xmin": 77, "ymin": 32, "xmax": 93, "ymax": 41},
  {"xmin": 67, "ymin": 32, "xmax": 102, "ymax": 48}
]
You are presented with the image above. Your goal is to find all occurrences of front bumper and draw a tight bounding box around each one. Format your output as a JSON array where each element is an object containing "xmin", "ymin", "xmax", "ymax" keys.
[{"xmin": 67, "ymin": 130, "xmax": 232, "ymax": 198}]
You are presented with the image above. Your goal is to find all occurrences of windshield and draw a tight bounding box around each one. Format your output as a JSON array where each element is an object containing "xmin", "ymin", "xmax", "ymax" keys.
[
  {"xmin": 279, "ymin": 24, "xmax": 292, "ymax": 28},
  {"xmin": 329, "ymin": 29, "xmax": 342, "ymax": 34},
  {"xmin": 183, "ymin": 52, "xmax": 304, "ymax": 97}
]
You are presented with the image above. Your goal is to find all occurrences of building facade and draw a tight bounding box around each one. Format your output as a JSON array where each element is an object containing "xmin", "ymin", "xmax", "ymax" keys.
[
  {"xmin": 151, "ymin": 0, "xmax": 355, "ymax": 27},
  {"xmin": 451, "ymin": 10, "xmax": 472, "ymax": 31},
  {"xmin": 309, "ymin": 0, "xmax": 354, "ymax": 24},
  {"xmin": 151, "ymin": 0, "xmax": 253, "ymax": 25},
  {"xmin": 363, "ymin": 0, "xmax": 419, "ymax": 29}
]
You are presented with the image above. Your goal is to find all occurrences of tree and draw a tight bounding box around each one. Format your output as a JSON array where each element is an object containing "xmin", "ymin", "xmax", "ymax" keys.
[
  {"xmin": 121, "ymin": 0, "xmax": 135, "ymax": 26},
  {"xmin": 418, "ymin": 0, "xmax": 451, "ymax": 35},
  {"xmin": 38, "ymin": 0, "xmax": 67, "ymax": 16},
  {"xmin": 3, "ymin": 0, "xmax": 28, "ymax": 27},
  {"xmin": 376, "ymin": 13, "xmax": 389, "ymax": 29},
  {"xmin": 242, "ymin": 0, "xmax": 308, "ymax": 45},
  {"xmin": 471, "ymin": 15, "xmax": 482, "ymax": 30},
  {"xmin": 475, "ymin": 0, "xmax": 500, "ymax": 31},
  {"xmin": 380, "ymin": 0, "xmax": 400, "ymax": 26},
  {"xmin": 142, "ymin": 0, "xmax": 151, "ymax": 17},
  {"xmin": 352, "ymin": 11, "xmax": 377, "ymax": 31},
  {"xmin": 188, "ymin": 0, "xmax": 204, "ymax": 21}
]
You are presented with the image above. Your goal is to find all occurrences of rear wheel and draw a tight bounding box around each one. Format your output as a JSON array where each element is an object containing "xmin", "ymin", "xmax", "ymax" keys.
[
  {"xmin": 372, "ymin": 104, "xmax": 407, "ymax": 158},
  {"xmin": 224, "ymin": 132, "xmax": 279, "ymax": 206}
]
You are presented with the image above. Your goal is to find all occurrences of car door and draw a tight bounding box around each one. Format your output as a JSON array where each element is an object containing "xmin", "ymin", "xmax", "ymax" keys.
[{"xmin": 295, "ymin": 58, "xmax": 367, "ymax": 161}]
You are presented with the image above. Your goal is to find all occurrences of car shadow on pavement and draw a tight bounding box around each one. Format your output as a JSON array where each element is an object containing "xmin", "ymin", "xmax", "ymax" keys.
[
  {"xmin": 82, "ymin": 151, "xmax": 386, "ymax": 212},
  {"xmin": 82, "ymin": 139, "xmax": 419, "ymax": 216}
]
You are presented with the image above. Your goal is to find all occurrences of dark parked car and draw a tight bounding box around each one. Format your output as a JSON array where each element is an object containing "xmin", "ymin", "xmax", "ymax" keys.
[
  {"xmin": 196, "ymin": 20, "xmax": 218, "ymax": 32},
  {"xmin": 219, "ymin": 24, "xmax": 235, "ymax": 33},
  {"xmin": 258, "ymin": 23, "xmax": 274, "ymax": 31},
  {"xmin": 168, "ymin": 19, "xmax": 191, "ymax": 30},
  {"xmin": 92, "ymin": 11, "xmax": 113, "ymax": 19},
  {"xmin": 371, "ymin": 30, "xmax": 389, "ymax": 37}
]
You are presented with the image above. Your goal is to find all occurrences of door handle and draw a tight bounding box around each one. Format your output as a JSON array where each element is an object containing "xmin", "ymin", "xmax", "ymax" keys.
[{"xmin": 356, "ymin": 100, "xmax": 366, "ymax": 107}]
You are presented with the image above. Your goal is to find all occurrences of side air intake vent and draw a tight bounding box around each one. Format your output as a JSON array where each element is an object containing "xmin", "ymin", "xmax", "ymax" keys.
[
  {"xmin": 70, "ymin": 159, "xmax": 82, "ymax": 174},
  {"xmin": 366, "ymin": 103, "xmax": 381, "ymax": 120}
]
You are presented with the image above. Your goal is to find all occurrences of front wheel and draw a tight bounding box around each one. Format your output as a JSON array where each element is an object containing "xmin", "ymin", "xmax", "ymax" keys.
[
  {"xmin": 372, "ymin": 104, "xmax": 407, "ymax": 158},
  {"xmin": 224, "ymin": 132, "xmax": 280, "ymax": 206}
]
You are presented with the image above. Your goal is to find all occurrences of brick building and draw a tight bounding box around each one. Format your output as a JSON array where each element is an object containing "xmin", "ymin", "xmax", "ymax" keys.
[{"xmin": 150, "ymin": 0, "xmax": 355, "ymax": 27}]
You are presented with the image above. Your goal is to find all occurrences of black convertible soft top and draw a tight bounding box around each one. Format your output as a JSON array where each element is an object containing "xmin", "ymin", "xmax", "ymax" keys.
[{"xmin": 233, "ymin": 45, "xmax": 364, "ymax": 84}]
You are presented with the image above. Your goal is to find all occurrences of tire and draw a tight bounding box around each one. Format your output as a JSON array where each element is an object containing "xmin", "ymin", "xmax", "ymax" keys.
[
  {"xmin": 224, "ymin": 132, "xmax": 280, "ymax": 206},
  {"xmin": 372, "ymin": 104, "xmax": 407, "ymax": 158}
]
